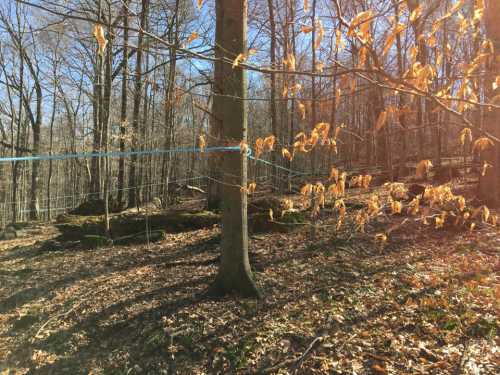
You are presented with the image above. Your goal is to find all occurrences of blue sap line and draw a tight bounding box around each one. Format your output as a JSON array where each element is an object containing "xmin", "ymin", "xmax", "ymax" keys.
[
  {"xmin": 0, "ymin": 146, "xmax": 306, "ymax": 178},
  {"xmin": 248, "ymin": 155, "xmax": 305, "ymax": 177},
  {"xmin": 0, "ymin": 146, "xmax": 242, "ymax": 163}
]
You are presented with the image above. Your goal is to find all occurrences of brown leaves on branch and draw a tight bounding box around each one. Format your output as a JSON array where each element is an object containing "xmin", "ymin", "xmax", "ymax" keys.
[
  {"xmin": 198, "ymin": 135, "xmax": 206, "ymax": 152},
  {"xmin": 459, "ymin": 128, "xmax": 472, "ymax": 146},
  {"xmin": 93, "ymin": 25, "xmax": 107, "ymax": 55},
  {"xmin": 232, "ymin": 49, "xmax": 256, "ymax": 69},
  {"xmin": 382, "ymin": 23, "xmax": 406, "ymax": 57},
  {"xmin": 493, "ymin": 76, "xmax": 500, "ymax": 91},
  {"xmin": 254, "ymin": 135, "xmax": 275, "ymax": 158},
  {"xmin": 282, "ymin": 148, "xmax": 293, "ymax": 161},
  {"xmin": 186, "ymin": 31, "xmax": 198, "ymax": 45},
  {"xmin": 283, "ymin": 53, "xmax": 296, "ymax": 71},
  {"xmin": 348, "ymin": 10, "xmax": 373, "ymax": 44},
  {"xmin": 473, "ymin": 137, "xmax": 494, "ymax": 153},
  {"xmin": 314, "ymin": 20, "xmax": 324, "ymax": 50},
  {"xmin": 415, "ymin": 160, "xmax": 433, "ymax": 180},
  {"xmin": 298, "ymin": 102, "xmax": 306, "ymax": 120},
  {"xmin": 409, "ymin": 3, "xmax": 423, "ymax": 23},
  {"xmin": 300, "ymin": 25, "xmax": 314, "ymax": 34},
  {"xmin": 374, "ymin": 110, "xmax": 388, "ymax": 132}
]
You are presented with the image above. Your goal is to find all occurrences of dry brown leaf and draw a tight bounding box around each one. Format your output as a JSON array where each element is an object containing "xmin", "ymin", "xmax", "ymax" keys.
[
  {"xmin": 186, "ymin": 31, "xmax": 198, "ymax": 44},
  {"xmin": 93, "ymin": 24, "xmax": 108, "ymax": 55},
  {"xmin": 315, "ymin": 20, "xmax": 324, "ymax": 49},
  {"xmin": 247, "ymin": 182, "xmax": 256, "ymax": 194},
  {"xmin": 298, "ymin": 102, "xmax": 306, "ymax": 120},
  {"xmin": 263, "ymin": 135, "xmax": 276, "ymax": 152},
  {"xmin": 416, "ymin": 159, "xmax": 433, "ymax": 179},
  {"xmin": 282, "ymin": 148, "xmax": 293, "ymax": 161},
  {"xmin": 459, "ymin": 128, "xmax": 472, "ymax": 146},
  {"xmin": 473, "ymin": 137, "xmax": 494, "ymax": 153},
  {"xmin": 232, "ymin": 53, "xmax": 246, "ymax": 68},
  {"xmin": 239, "ymin": 140, "xmax": 248, "ymax": 154},
  {"xmin": 301, "ymin": 25, "xmax": 314, "ymax": 33},
  {"xmin": 374, "ymin": 111, "xmax": 388, "ymax": 132},
  {"xmin": 198, "ymin": 135, "xmax": 206, "ymax": 152}
]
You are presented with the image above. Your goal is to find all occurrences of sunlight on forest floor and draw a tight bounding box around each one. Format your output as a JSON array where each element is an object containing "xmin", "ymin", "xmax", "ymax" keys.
[{"xmin": 0, "ymin": 189, "xmax": 498, "ymax": 374}]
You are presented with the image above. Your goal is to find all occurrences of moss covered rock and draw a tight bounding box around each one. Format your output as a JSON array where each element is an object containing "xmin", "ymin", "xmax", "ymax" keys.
[
  {"xmin": 69, "ymin": 198, "xmax": 122, "ymax": 216},
  {"xmin": 81, "ymin": 235, "xmax": 113, "ymax": 249},
  {"xmin": 56, "ymin": 214, "xmax": 105, "ymax": 240},
  {"xmin": 248, "ymin": 197, "xmax": 285, "ymax": 215},
  {"xmin": 56, "ymin": 210, "xmax": 220, "ymax": 243},
  {"xmin": 249, "ymin": 211, "xmax": 307, "ymax": 233},
  {"xmin": 113, "ymin": 230, "xmax": 167, "ymax": 246}
]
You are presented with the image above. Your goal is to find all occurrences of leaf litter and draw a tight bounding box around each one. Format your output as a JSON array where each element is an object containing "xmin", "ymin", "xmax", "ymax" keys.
[{"xmin": 0, "ymin": 185, "xmax": 498, "ymax": 374}]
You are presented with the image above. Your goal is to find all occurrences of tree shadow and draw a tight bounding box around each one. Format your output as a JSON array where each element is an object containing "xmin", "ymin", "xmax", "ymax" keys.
[
  {"xmin": 2, "ymin": 229, "xmax": 473, "ymax": 374},
  {"xmin": 0, "ymin": 234, "xmax": 220, "ymax": 315}
]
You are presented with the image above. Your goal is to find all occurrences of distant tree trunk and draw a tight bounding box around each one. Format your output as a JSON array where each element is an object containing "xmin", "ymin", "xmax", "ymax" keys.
[
  {"xmin": 288, "ymin": 0, "xmax": 297, "ymax": 191},
  {"xmin": 28, "ymin": 74, "xmax": 41, "ymax": 221},
  {"xmin": 161, "ymin": 0, "xmax": 179, "ymax": 207},
  {"xmin": 17, "ymin": 41, "xmax": 42, "ymax": 221},
  {"xmin": 4, "ymin": 18, "xmax": 42, "ymax": 220},
  {"xmin": 91, "ymin": 65, "xmax": 102, "ymax": 196},
  {"xmin": 207, "ymin": 0, "xmax": 224, "ymax": 210},
  {"xmin": 117, "ymin": 0, "xmax": 129, "ymax": 208},
  {"xmin": 440, "ymin": 0, "xmax": 451, "ymax": 159},
  {"xmin": 103, "ymin": 5, "xmax": 114, "ymax": 235},
  {"xmin": 310, "ymin": 0, "xmax": 318, "ymax": 174},
  {"xmin": 210, "ymin": 0, "xmax": 260, "ymax": 298},
  {"xmin": 267, "ymin": 0, "xmax": 278, "ymax": 189},
  {"xmin": 12, "ymin": 43, "xmax": 23, "ymax": 223},
  {"xmin": 479, "ymin": 0, "xmax": 500, "ymax": 205},
  {"xmin": 128, "ymin": 0, "xmax": 149, "ymax": 208},
  {"xmin": 47, "ymin": 60, "xmax": 58, "ymax": 221},
  {"xmin": 408, "ymin": 0, "xmax": 426, "ymax": 160},
  {"xmin": 394, "ymin": 0, "xmax": 408, "ymax": 175}
]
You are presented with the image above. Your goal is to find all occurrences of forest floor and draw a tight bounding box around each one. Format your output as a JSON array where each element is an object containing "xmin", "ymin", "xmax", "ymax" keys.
[{"xmin": 0, "ymin": 187, "xmax": 499, "ymax": 374}]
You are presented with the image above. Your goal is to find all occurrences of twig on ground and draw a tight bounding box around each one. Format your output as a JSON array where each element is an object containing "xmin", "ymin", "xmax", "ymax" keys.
[
  {"xmin": 32, "ymin": 284, "xmax": 111, "ymax": 342},
  {"xmin": 290, "ymin": 335, "xmax": 324, "ymax": 373}
]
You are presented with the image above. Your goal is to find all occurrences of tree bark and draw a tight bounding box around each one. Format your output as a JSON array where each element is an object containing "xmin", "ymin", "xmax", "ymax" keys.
[
  {"xmin": 210, "ymin": 0, "xmax": 260, "ymax": 298},
  {"xmin": 161, "ymin": 0, "xmax": 179, "ymax": 208},
  {"xmin": 207, "ymin": 0, "xmax": 224, "ymax": 210},
  {"xmin": 267, "ymin": 0, "xmax": 278, "ymax": 189},
  {"xmin": 128, "ymin": 0, "xmax": 149, "ymax": 208},
  {"xmin": 117, "ymin": 0, "xmax": 129, "ymax": 209},
  {"xmin": 479, "ymin": 0, "xmax": 500, "ymax": 205}
]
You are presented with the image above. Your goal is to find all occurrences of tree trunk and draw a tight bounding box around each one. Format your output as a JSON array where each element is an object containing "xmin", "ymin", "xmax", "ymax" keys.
[
  {"xmin": 310, "ymin": 0, "xmax": 318, "ymax": 174},
  {"xmin": 207, "ymin": 0, "xmax": 224, "ymax": 210},
  {"xmin": 479, "ymin": 0, "xmax": 500, "ymax": 205},
  {"xmin": 117, "ymin": 0, "xmax": 129, "ymax": 209},
  {"xmin": 161, "ymin": 0, "xmax": 179, "ymax": 207},
  {"xmin": 128, "ymin": 0, "xmax": 149, "ymax": 208},
  {"xmin": 267, "ymin": 0, "xmax": 278, "ymax": 189},
  {"xmin": 210, "ymin": 0, "xmax": 260, "ymax": 298}
]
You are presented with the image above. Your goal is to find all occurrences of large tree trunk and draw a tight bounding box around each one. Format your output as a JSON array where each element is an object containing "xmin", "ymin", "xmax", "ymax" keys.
[
  {"xmin": 210, "ymin": 0, "xmax": 260, "ymax": 298},
  {"xmin": 479, "ymin": 0, "xmax": 500, "ymax": 205}
]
